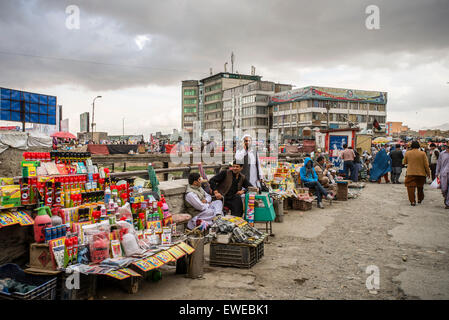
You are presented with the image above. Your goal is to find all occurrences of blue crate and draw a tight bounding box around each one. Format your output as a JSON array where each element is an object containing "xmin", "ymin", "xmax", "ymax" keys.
[{"xmin": 0, "ymin": 264, "xmax": 57, "ymax": 300}]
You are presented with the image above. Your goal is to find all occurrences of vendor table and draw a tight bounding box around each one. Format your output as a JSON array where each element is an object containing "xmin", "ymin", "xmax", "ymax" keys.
[{"xmin": 244, "ymin": 192, "xmax": 275, "ymax": 236}]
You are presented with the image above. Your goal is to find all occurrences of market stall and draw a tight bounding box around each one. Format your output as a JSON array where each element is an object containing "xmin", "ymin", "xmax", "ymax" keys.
[{"xmin": 0, "ymin": 150, "xmax": 197, "ymax": 300}]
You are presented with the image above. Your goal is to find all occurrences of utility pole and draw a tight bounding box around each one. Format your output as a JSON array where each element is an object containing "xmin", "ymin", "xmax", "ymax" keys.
[{"xmin": 122, "ymin": 117, "xmax": 125, "ymax": 136}]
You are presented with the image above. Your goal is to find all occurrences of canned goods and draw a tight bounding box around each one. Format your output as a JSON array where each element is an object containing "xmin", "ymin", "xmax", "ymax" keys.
[
  {"xmin": 50, "ymin": 226, "xmax": 57, "ymax": 240},
  {"xmin": 45, "ymin": 227, "xmax": 52, "ymax": 241},
  {"xmin": 57, "ymin": 225, "xmax": 64, "ymax": 238},
  {"xmin": 61, "ymin": 224, "xmax": 67, "ymax": 237}
]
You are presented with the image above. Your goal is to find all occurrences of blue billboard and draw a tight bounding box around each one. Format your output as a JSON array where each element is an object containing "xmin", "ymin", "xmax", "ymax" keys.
[
  {"xmin": 329, "ymin": 135, "xmax": 348, "ymax": 173},
  {"xmin": 0, "ymin": 87, "xmax": 57, "ymax": 125}
]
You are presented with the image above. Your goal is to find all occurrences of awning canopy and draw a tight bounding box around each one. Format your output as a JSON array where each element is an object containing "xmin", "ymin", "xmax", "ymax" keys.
[{"xmin": 51, "ymin": 132, "xmax": 76, "ymax": 139}]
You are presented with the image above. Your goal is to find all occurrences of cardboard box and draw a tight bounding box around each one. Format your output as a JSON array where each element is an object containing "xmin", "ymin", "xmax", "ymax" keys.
[
  {"xmin": 30, "ymin": 243, "xmax": 56, "ymax": 271},
  {"xmin": 0, "ymin": 185, "xmax": 21, "ymax": 208}
]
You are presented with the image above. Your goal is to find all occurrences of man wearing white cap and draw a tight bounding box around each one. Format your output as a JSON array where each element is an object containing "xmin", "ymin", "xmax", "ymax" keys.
[{"xmin": 235, "ymin": 134, "xmax": 264, "ymax": 188}]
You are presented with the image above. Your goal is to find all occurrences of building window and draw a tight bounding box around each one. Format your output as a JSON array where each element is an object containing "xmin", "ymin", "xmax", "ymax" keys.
[
  {"xmin": 205, "ymin": 83, "xmax": 222, "ymax": 92},
  {"xmin": 184, "ymin": 98, "xmax": 197, "ymax": 105},
  {"xmin": 205, "ymin": 103, "xmax": 220, "ymax": 111},
  {"xmin": 350, "ymin": 102, "xmax": 359, "ymax": 110},
  {"xmin": 256, "ymin": 106, "xmax": 267, "ymax": 114},
  {"xmin": 338, "ymin": 102, "xmax": 347, "ymax": 109},
  {"xmin": 242, "ymin": 95, "xmax": 256, "ymax": 104},
  {"xmin": 184, "ymin": 107, "xmax": 197, "ymax": 113},
  {"xmin": 184, "ymin": 89, "xmax": 196, "ymax": 96},
  {"xmin": 184, "ymin": 115, "xmax": 197, "ymax": 122},
  {"xmin": 256, "ymin": 118, "xmax": 268, "ymax": 126},
  {"xmin": 205, "ymin": 93, "xmax": 222, "ymax": 102}
]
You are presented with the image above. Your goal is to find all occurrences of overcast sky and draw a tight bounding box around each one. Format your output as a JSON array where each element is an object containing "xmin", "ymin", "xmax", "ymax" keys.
[{"xmin": 0, "ymin": 0, "xmax": 448, "ymax": 136}]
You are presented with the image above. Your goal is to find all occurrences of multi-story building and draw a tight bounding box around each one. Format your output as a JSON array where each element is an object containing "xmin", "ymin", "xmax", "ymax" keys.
[
  {"xmin": 181, "ymin": 80, "xmax": 200, "ymax": 135},
  {"xmin": 182, "ymin": 72, "xmax": 261, "ymax": 137},
  {"xmin": 386, "ymin": 121, "xmax": 409, "ymax": 136},
  {"xmin": 270, "ymin": 86, "xmax": 388, "ymax": 140},
  {"xmin": 222, "ymin": 81, "xmax": 292, "ymax": 138},
  {"xmin": 202, "ymin": 72, "xmax": 261, "ymax": 134}
]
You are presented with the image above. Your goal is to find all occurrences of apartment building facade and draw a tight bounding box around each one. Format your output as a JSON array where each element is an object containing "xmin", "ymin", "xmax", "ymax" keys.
[
  {"xmin": 270, "ymin": 86, "xmax": 388, "ymax": 140},
  {"xmin": 181, "ymin": 80, "xmax": 200, "ymax": 134},
  {"xmin": 386, "ymin": 121, "xmax": 409, "ymax": 136},
  {"xmin": 222, "ymin": 81, "xmax": 292, "ymax": 138},
  {"xmin": 181, "ymin": 73, "xmax": 261, "ymax": 137}
]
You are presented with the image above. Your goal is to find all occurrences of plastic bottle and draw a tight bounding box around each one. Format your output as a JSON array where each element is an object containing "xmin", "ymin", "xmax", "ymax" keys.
[
  {"xmin": 44, "ymin": 182, "xmax": 54, "ymax": 207},
  {"xmin": 50, "ymin": 207, "xmax": 62, "ymax": 226},
  {"xmin": 112, "ymin": 186, "xmax": 118, "ymax": 201},
  {"xmin": 34, "ymin": 206, "xmax": 52, "ymax": 243},
  {"xmin": 72, "ymin": 236, "xmax": 78, "ymax": 263},
  {"xmin": 104, "ymin": 186, "xmax": 111, "ymax": 204},
  {"xmin": 20, "ymin": 177, "xmax": 30, "ymax": 205},
  {"xmin": 65, "ymin": 237, "xmax": 73, "ymax": 264},
  {"xmin": 54, "ymin": 181, "xmax": 62, "ymax": 207},
  {"xmin": 100, "ymin": 205, "xmax": 106, "ymax": 217}
]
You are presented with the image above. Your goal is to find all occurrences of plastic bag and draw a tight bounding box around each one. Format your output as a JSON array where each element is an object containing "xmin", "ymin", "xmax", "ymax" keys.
[
  {"xmin": 87, "ymin": 231, "xmax": 110, "ymax": 264},
  {"xmin": 430, "ymin": 177, "xmax": 440, "ymax": 189}
]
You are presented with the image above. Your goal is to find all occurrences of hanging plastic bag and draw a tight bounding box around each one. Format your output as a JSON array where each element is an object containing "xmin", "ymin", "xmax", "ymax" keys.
[{"xmin": 430, "ymin": 177, "xmax": 440, "ymax": 189}]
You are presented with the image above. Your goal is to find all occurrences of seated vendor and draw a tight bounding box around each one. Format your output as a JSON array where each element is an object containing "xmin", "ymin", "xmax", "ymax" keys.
[
  {"xmin": 209, "ymin": 160, "xmax": 251, "ymax": 217},
  {"xmin": 185, "ymin": 173, "xmax": 223, "ymax": 230},
  {"xmin": 300, "ymin": 157, "xmax": 334, "ymax": 209},
  {"xmin": 314, "ymin": 156, "xmax": 336, "ymax": 187}
]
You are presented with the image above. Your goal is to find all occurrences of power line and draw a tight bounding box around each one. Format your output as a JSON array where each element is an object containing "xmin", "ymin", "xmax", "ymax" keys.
[{"xmin": 0, "ymin": 50, "xmax": 207, "ymax": 75}]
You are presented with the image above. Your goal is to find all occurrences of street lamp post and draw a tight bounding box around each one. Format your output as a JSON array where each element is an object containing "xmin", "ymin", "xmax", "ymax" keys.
[{"xmin": 91, "ymin": 95, "xmax": 102, "ymax": 140}]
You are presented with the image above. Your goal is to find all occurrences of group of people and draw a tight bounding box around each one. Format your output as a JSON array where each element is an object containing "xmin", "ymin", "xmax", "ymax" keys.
[
  {"xmin": 183, "ymin": 137, "xmax": 449, "ymax": 231},
  {"xmin": 184, "ymin": 134, "xmax": 264, "ymax": 229},
  {"xmin": 366, "ymin": 141, "xmax": 449, "ymax": 208},
  {"xmin": 184, "ymin": 134, "xmax": 342, "ymax": 231}
]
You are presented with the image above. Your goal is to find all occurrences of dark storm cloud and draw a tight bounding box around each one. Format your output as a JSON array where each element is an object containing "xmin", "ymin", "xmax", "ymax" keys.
[{"xmin": 0, "ymin": 0, "xmax": 448, "ymax": 91}]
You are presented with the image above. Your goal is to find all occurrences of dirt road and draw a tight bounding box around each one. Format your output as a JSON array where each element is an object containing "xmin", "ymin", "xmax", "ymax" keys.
[{"xmin": 98, "ymin": 180, "xmax": 449, "ymax": 300}]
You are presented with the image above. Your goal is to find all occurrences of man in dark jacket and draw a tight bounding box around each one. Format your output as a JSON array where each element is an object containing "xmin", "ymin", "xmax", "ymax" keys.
[
  {"xmin": 390, "ymin": 144, "xmax": 404, "ymax": 184},
  {"xmin": 209, "ymin": 160, "xmax": 251, "ymax": 217}
]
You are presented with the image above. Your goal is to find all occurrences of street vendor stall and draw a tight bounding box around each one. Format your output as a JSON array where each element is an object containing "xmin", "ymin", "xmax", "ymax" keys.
[{"xmin": 0, "ymin": 151, "xmax": 197, "ymax": 299}]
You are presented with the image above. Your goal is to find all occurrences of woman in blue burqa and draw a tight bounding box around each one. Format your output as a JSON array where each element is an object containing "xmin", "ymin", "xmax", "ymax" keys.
[{"xmin": 369, "ymin": 146, "xmax": 392, "ymax": 183}]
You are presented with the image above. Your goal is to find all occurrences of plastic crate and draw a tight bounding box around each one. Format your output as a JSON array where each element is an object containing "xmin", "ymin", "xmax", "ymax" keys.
[
  {"xmin": 209, "ymin": 242, "xmax": 257, "ymax": 269},
  {"xmin": 255, "ymin": 240, "xmax": 265, "ymax": 262},
  {"xmin": 0, "ymin": 264, "xmax": 57, "ymax": 300}
]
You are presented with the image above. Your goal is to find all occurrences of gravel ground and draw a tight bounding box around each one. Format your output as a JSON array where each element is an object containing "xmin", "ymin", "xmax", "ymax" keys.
[{"xmin": 98, "ymin": 177, "xmax": 449, "ymax": 300}]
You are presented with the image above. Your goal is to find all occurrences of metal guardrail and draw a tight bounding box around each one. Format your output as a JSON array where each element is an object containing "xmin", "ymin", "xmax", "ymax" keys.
[{"xmin": 109, "ymin": 164, "xmax": 229, "ymax": 180}]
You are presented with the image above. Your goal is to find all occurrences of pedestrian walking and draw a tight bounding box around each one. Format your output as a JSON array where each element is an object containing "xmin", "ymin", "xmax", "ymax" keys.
[
  {"xmin": 340, "ymin": 144, "xmax": 355, "ymax": 181},
  {"xmin": 428, "ymin": 143, "xmax": 440, "ymax": 182},
  {"xmin": 436, "ymin": 143, "xmax": 449, "ymax": 209},
  {"xmin": 369, "ymin": 146, "xmax": 391, "ymax": 183},
  {"xmin": 352, "ymin": 148, "xmax": 362, "ymax": 182},
  {"xmin": 404, "ymin": 141, "xmax": 431, "ymax": 206},
  {"xmin": 390, "ymin": 144, "xmax": 404, "ymax": 184}
]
